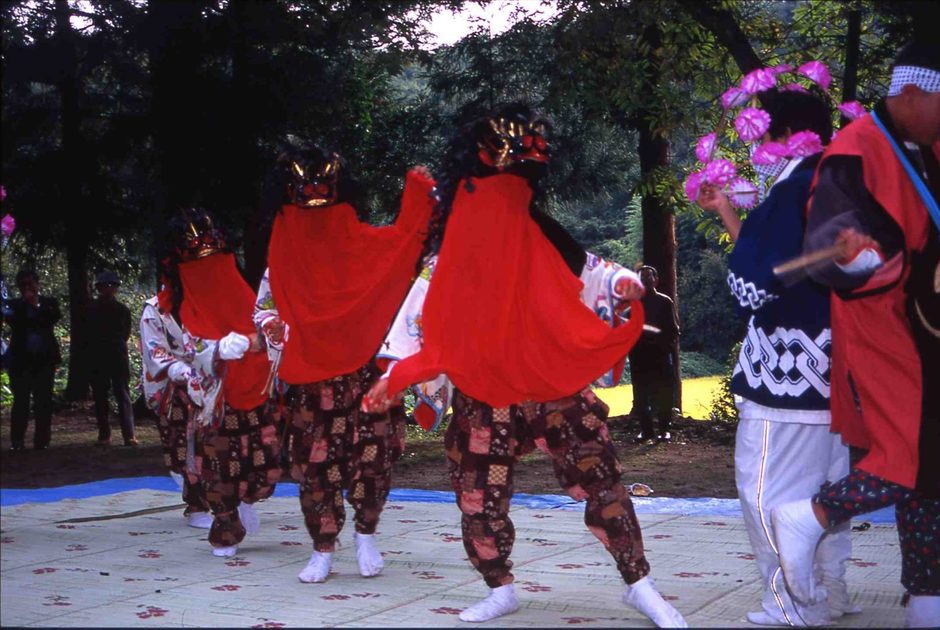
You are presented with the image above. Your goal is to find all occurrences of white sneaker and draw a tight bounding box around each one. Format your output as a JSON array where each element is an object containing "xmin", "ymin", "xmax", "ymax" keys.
[
  {"xmin": 187, "ymin": 511, "xmax": 213, "ymax": 529},
  {"xmin": 238, "ymin": 502, "xmax": 260, "ymax": 536},
  {"xmin": 906, "ymin": 595, "xmax": 940, "ymax": 628},
  {"xmin": 623, "ymin": 577, "xmax": 688, "ymax": 628},
  {"xmin": 772, "ymin": 500, "xmax": 826, "ymax": 605},
  {"xmin": 298, "ymin": 551, "xmax": 333, "ymax": 583},
  {"xmin": 458, "ymin": 584, "xmax": 520, "ymax": 622},
  {"xmin": 212, "ymin": 545, "xmax": 237, "ymax": 557},
  {"xmin": 354, "ymin": 533, "xmax": 384, "ymax": 577}
]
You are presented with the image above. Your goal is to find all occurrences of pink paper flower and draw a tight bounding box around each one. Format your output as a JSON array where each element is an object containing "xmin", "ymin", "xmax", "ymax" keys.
[
  {"xmin": 751, "ymin": 141, "xmax": 789, "ymax": 165},
  {"xmin": 1, "ymin": 214, "xmax": 15, "ymax": 238},
  {"xmin": 726, "ymin": 178, "xmax": 759, "ymax": 210},
  {"xmin": 703, "ymin": 159, "xmax": 737, "ymax": 187},
  {"xmin": 781, "ymin": 82, "xmax": 809, "ymax": 93},
  {"xmin": 797, "ymin": 61, "xmax": 831, "ymax": 91},
  {"xmin": 770, "ymin": 63, "xmax": 793, "ymax": 76},
  {"xmin": 740, "ymin": 68, "xmax": 776, "ymax": 95},
  {"xmin": 786, "ymin": 131, "xmax": 823, "ymax": 157},
  {"xmin": 695, "ymin": 133, "xmax": 717, "ymax": 163},
  {"xmin": 734, "ymin": 107, "xmax": 771, "ymax": 143},
  {"xmin": 720, "ymin": 86, "xmax": 749, "ymax": 109},
  {"xmin": 684, "ymin": 170, "xmax": 705, "ymax": 203},
  {"xmin": 837, "ymin": 101, "xmax": 866, "ymax": 121}
]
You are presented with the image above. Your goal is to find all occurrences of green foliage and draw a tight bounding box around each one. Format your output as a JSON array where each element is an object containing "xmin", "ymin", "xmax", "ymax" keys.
[
  {"xmin": 708, "ymin": 342, "xmax": 742, "ymax": 425},
  {"xmin": 1, "ymin": 0, "xmax": 922, "ymax": 407},
  {"xmin": 679, "ymin": 351, "xmax": 727, "ymax": 379}
]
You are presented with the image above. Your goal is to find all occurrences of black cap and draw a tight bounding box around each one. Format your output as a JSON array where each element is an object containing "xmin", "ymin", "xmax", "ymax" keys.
[
  {"xmin": 95, "ymin": 270, "xmax": 120, "ymax": 286},
  {"xmin": 893, "ymin": 40, "xmax": 940, "ymax": 72}
]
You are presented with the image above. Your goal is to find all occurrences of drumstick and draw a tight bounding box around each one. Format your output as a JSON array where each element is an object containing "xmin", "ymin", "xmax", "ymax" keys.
[
  {"xmin": 773, "ymin": 243, "xmax": 845, "ymax": 279},
  {"xmin": 262, "ymin": 350, "xmax": 282, "ymax": 397}
]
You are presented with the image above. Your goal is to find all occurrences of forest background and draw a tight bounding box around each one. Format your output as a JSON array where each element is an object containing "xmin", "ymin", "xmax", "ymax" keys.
[{"xmin": 1, "ymin": 0, "xmax": 935, "ymax": 419}]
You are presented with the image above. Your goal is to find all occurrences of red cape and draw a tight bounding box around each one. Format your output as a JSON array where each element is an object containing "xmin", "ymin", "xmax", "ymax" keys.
[
  {"xmin": 268, "ymin": 169, "xmax": 435, "ymax": 384},
  {"xmin": 388, "ymin": 173, "xmax": 644, "ymax": 407},
  {"xmin": 178, "ymin": 253, "xmax": 270, "ymax": 411}
]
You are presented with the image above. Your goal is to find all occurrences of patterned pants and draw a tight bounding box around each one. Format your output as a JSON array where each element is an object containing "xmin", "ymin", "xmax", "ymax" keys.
[
  {"xmin": 446, "ymin": 388, "xmax": 650, "ymax": 588},
  {"xmin": 156, "ymin": 387, "xmax": 208, "ymax": 515},
  {"xmin": 286, "ymin": 365, "xmax": 407, "ymax": 552},
  {"xmin": 196, "ymin": 403, "xmax": 283, "ymax": 548},
  {"xmin": 814, "ymin": 468, "xmax": 939, "ymax": 595}
]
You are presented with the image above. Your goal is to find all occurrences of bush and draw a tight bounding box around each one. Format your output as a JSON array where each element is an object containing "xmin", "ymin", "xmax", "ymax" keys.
[
  {"xmin": 679, "ymin": 351, "xmax": 725, "ymax": 379},
  {"xmin": 708, "ymin": 342, "xmax": 741, "ymax": 424}
]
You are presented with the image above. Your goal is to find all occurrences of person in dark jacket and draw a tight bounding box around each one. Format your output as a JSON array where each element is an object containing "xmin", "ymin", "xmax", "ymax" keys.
[
  {"xmin": 628, "ymin": 265, "xmax": 680, "ymax": 443},
  {"xmin": 3, "ymin": 269, "xmax": 61, "ymax": 450},
  {"xmin": 85, "ymin": 270, "xmax": 136, "ymax": 446}
]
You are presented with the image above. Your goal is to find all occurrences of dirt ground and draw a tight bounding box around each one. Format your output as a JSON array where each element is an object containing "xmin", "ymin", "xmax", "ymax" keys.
[{"xmin": 0, "ymin": 401, "xmax": 737, "ymax": 498}]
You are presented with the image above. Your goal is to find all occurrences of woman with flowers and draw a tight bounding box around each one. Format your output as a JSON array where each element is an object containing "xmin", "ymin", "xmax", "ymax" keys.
[{"xmin": 694, "ymin": 82, "xmax": 859, "ymax": 626}]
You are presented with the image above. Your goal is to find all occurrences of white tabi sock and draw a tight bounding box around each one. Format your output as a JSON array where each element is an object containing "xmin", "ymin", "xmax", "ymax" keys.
[
  {"xmin": 823, "ymin": 577, "xmax": 861, "ymax": 618},
  {"xmin": 211, "ymin": 545, "xmax": 237, "ymax": 558},
  {"xmin": 238, "ymin": 502, "xmax": 260, "ymax": 536},
  {"xmin": 905, "ymin": 595, "xmax": 940, "ymax": 628},
  {"xmin": 771, "ymin": 500, "xmax": 826, "ymax": 605},
  {"xmin": 354, "ymin": 533, "xmax": 384, "ymax": 577},
  {"xmin": 169, "ymin": 471, "xmax": 184, "ymax": 490},
  {"xmin": 187, "ymin": 511, "xmax": 213, "ymax": 529},
  {"xmin": 623, "ymin": 577, "xmax": 688, "ymax": 628},
  {"xmin": 458, "ymin": 584, "xmax": 520, "ymax": 622},
  {"xmin": 298, "ymin": 551, "xmax": 333, "ymax": 583}
]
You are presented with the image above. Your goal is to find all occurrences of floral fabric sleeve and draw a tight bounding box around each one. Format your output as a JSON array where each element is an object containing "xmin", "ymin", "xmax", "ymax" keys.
[
  {"xmin": 579, "ymin": 252, "xmax": 639, "ymax": 388},
  {"xmin": 139, "ymin": 301, "xmax": 195, "ymax": 414},
  {"xmin": 185, "ymin": 335, "xmax": 224, "ymax": 427},
  {"xmin": 379, "ymin": 257, "xmax": 452, "ymax": 432},
  {"xmin": 253, "ymin": 267, "xmax": 285, "ymax": 361},
  {"xmin": 579, "ymin": 252, "xmax": 639, "ymax": 324}
]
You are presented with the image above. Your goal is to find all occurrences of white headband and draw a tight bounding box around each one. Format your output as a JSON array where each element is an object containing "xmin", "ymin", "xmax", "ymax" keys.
[{"xmin": 888, "ymin": 65, "xmax": 940, "ymax": 96}]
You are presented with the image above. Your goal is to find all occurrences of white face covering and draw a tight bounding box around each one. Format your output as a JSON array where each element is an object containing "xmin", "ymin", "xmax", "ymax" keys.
[
  {"xmin": 750, "ymin": 145, "xmax": 791, "ymax": 202},
  {"xmin": 752, "ymin": 158, "xmax": 790, "ymax": 181}
]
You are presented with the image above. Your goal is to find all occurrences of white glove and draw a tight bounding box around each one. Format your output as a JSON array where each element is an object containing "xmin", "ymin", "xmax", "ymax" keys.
[
  {"xmin": 167, "ymin": 362, "xmax": 192, "ymax": 384},
  {"xmin": 218, "ymin": 332, "xmax": 250, "ymax": 361}
]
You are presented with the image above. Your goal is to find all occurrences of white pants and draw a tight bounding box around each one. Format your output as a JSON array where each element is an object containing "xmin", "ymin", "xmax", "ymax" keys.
[{"xmin": 735, "ymin": 418, "xmax": 852, "ymax": 624}]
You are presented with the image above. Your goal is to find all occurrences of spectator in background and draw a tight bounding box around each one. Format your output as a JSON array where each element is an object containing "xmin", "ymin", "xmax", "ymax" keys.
[
  {"xmin": 628, "ymin": 265, "xmax": 679, "ymax": 443},
  {"xmin": 3, "ymin": 268, "xmax": 61, "ymax": 451},
  {"xmin": 85, "ymin": 270, "xmax": 136, "ymax": 446}
]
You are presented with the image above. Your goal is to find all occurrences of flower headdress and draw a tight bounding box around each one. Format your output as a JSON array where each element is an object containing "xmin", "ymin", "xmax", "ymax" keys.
[{"xmin": 685, "ymin": 61, "xmax": 868, "ymax": 209}]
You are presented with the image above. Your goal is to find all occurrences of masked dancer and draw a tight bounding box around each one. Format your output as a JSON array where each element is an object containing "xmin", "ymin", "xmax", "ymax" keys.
[
  {"xmin": 254, "ymin": 142, "xmax": 434, "ymax": 582},
  {"xmin": 365, "ymin": 104, "xmax": 687, "ymax": 627}
]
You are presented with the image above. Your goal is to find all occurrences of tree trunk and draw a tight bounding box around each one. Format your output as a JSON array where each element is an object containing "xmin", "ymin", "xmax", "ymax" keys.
[
  {"xmin": 54, "ymin": 0, "xmax": 90, "ymax": 401},
  {"xmin": 682, "ymin": 1, "xmax": 763, "ymax": 74},
  {"xmin": 148, "ymin": 1, "xmax": 208, "ymax": 218},
  {"xmin": 841, "ymin": 6, "xmax": 861, "ymax": 127},
  {"xmin": 228, "ymin": 1, "xmax": 268, "ymax": 288},
  {"xmin": 635, "ymin": 23, "xmax": 681, "ymax": 412}
]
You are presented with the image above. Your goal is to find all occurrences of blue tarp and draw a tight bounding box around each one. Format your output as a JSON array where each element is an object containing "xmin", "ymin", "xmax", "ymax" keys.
[{"xmin": 0, "ymin": 476, "xmax": 896, "ymax": 523}]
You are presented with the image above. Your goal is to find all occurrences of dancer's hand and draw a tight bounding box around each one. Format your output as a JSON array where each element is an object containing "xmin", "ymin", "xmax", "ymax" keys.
[
  {"xmin": 835, "ymin": 228, "xmax": 882, "ymax": 265},
  {"xmin": 696, "ymin": 184, "xmax": 732, "ymax": 215},
  {"xmin": 361, "ymin": 377, "xmax": 402, "ymax": 414},
  {"xmin": 615, "ymin": 277, "xmax": 645, "ymax": 302},
  {"xmin": 262, "ymin": 317, "xmax": 287, "ymax": 345},
  {"xmin": 411, "ymin": 165, "xmax": 433, "ymax": 180}
]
